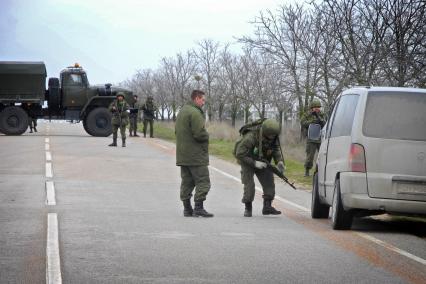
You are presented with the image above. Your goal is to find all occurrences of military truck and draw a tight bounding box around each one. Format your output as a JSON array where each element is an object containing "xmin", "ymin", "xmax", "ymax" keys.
[{"xmin": 0, "ymin": 61, "xmax": 134, "ymax": 136}]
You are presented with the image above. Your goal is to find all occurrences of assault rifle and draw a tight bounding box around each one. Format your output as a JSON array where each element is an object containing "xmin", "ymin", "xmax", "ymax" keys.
[{"xmin": 260, "ymin": 159, "xmax": 297, "ymax": 190}]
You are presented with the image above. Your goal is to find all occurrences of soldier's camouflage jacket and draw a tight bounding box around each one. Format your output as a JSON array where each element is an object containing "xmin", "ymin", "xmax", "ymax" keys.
[
  {"xmin": 235, "ymin": 130, "xmax": 282, "ymax": 168},
  {"xmin": 108, "ymin": 100, "xmax": 130, "ymax": 126}
]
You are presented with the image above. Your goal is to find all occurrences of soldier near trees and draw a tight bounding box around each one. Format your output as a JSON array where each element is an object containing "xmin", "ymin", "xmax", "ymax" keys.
[
  {"xmin": 175, "ymin": 90, "xmax": 213, "ymax": 218},
  {"xmin": 141, "ymin": 96, "xmax": 157, "ymax": 138},
  {"xmin": 108, "ymin": 92, "xmax": 130, "ymax": 147},
  {"xmin": 234, "ymin": 119, "xmax": 285, "ymax": 217},
  {"xmin": 301, "ymin": 99, "xmax": 326, "ymax": 177},
  {"xmin": 129, "ymin": 94, "xmax": 141, "ymax": 137}
]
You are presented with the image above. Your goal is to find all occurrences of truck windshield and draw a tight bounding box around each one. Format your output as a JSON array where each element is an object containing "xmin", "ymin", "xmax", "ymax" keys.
[{"xmin": 363, "ymin": 91, "xmax": 426, "ymax": 141}]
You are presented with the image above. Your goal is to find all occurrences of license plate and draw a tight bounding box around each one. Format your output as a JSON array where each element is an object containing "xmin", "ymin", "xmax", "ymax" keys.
[{"xmin": 396, "ymin": 183, "xmax": 426, "ymax": 195}]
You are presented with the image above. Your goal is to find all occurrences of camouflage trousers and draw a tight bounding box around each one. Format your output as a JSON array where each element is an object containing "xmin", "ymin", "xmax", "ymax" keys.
[
  {"xmin": 29, "ymin": 118, "xmax": 37, "ymax": 129},
  {"xmin": 240, "ymin": 164, "xmax": 275, "ymax": 203},
  {"xmin": 112, "ymin": 123, "xmax": 127, "ymax": 140},
  {"xmin": 304, "ymin": 142, "xmax": 320, "ymax": 170},
  {"xmin": 129, "ymin": 116, "xmax": 138, "ymax": 134},
  {"xmin": 143, "ymin": 119, "xmax": 154, "ymax": 137},
  {"xmin": 180, "ymin": 166, "xmax": 211, "ymax": 202}
]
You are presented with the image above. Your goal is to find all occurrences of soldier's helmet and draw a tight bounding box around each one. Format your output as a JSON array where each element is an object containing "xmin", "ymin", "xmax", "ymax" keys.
[
  {"xmin": 116, "ymin": 92, "xmax": 125, "ymax": 99},
  {"xmin": 261, "ymin": 119, "xmax": 280, "ymax": 137},
  {"xmin": 310, "ymin": 99, "xmax": 321, "ymax": 109}
]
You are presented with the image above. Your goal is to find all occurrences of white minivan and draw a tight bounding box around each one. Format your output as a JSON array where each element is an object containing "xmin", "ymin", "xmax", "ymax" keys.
[{"xmin": 311, "ymin": 87, "xmax": 426, "ymax": 230}]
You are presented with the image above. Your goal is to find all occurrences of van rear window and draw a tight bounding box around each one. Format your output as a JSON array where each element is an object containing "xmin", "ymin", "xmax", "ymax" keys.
[{"xmin": 363, "ymin": 91, "xmax": 426, "ymax": 141}]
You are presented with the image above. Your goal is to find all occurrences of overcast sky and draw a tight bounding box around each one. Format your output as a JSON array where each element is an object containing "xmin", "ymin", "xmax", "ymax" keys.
[{"xmin": 0, "ymin": 0, "xmax": 288, "ymax": 85}]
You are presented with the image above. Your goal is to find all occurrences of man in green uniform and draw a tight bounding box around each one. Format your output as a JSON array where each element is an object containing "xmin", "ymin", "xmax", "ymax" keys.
[
  {"xmin": 129, "ymin": 94, "xmax": 141, "ymax": 137},
  {"xmin": 235, "ymin": 119, "xmax": 285, "ymax": 217},
  {"xmin": 301, "ymin": 99, "xmax": 326, "ymax": 177},
  {"xmin": 23, "ymin": 102, "xmax": 38, "ymax": 133},
  {"xmin": 108, "ymin": 92, "xmax": 130, "ymax": 147},
  {"xmin": 175, "ymin": 90, "xmax": 213, "ymax": 218},
  {"xmin": 141, "ymin": 96, "xmax": 157, "ymax": 138}
]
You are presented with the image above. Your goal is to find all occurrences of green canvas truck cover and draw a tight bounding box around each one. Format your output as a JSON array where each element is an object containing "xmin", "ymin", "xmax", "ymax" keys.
[{"xmin": 0, "ymin": 61, "xmax": 47, "ymax": 102}]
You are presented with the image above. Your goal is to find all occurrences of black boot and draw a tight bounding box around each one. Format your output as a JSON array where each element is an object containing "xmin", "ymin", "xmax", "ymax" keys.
[
  {"xmin": 122, "ymin": 138, "xmax": 126, "ymax": 147},
  {"xmin": 262, "ymin": 199, "xmax": 281, "ymax": 215},
  {"xmin": 129, "ymin": 132, "xmax": 133, "ymax": 137},
  {"xmin": 183, "ymin": 199, "xmax": 193, "ymax": 217},
  {"xmin": 29, "ymin": 128, "xmax": 33, "ymax": 133},
  {"xmin": 108, "ymin": 138, "xmax": 117, "ymax": 147},
  {"xmin": 34, "ymin": 126, "xmax": 37, "ymax": 132},
  {"xmin": 134, "ymin": 131, "xmax": 139, "ymax": 137},
  {"xmin": 304, "ymin": 168, "xmax": 310, "ymax": 177},
  {"xmin": 193, "ymin": 201, "xmax": 214, "ymax": 217},
  {"xmin": 244, "ymin": 202, "xmax": 252, "ymax": 217}
]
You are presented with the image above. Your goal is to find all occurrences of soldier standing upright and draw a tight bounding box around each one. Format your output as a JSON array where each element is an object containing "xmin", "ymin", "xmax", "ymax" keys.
[
  {"xmin": 175, "ymin": 90, "xmax": 213, "ymax": 218},
  {"xmin": 129, "ymin": 94, "xmax": 141, "ymax": 137},
  {"xmin": 141, "ymin": 96, "xmax": 156, "ymax": 138},
  {"xmin": 108, "ymin": 92, "xmax": 129, "ymax": 147},
  {"xmin": 301, "ymin": 99, "xmax": 326, "ymax": 177},
  {"xmin": 24, "ymin": 102, "xmax": 38, "ymax": 133},
  {"xmin": 234, "ymin": 119, "xmax": 285, "ymax": 217}
]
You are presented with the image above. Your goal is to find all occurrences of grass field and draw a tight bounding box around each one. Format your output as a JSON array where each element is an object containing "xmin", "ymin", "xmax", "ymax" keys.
[{"xmin": 139, "ymin": 121, "xmax": 313, "ymax": 190}]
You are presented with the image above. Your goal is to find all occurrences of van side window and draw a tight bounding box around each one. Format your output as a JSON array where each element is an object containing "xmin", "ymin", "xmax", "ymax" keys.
[{"xmin": 330, "ymin": 94, "xmax": 359, "ymax": 138}]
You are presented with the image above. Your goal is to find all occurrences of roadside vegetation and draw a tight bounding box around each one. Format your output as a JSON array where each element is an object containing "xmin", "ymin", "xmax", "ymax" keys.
[{"xmin": 140, "ymin": 121, "xmax": 313, "ymax": 189}]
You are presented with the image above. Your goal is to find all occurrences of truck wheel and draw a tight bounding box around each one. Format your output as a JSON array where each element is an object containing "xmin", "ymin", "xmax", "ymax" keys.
[
  {"xmin": 311, "ymin": 172, "xmax": 330, "ymax": 219},
  {"xmin": 0, "ymin": 106, "xmax": 29, "ymax": 135},
  {"xmin": 331, "ymin": 179, "xmax": 353, "ymax": 230},
  {"xmin": 85, "ymin": 107, "xmax": 112, "ymax": 137},
  {"xmin": 48, "ymin": 77, "xmax": 60, "ymax": 112}
]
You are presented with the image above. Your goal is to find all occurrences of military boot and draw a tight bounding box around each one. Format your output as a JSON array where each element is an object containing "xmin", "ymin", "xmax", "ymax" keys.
[
  {"xmin": 134, "ymin": 131, "xmax": 139, "ymax": 137},
  {"xmin": 304, "ymin": 168, "xmax": 310, "ymax": 177},
  {"xmin": 183, "ymin": 199, "xmax": 193, "ymax": 217},
  {"xmin": 108, "ymin": 138, "xmax": 117, "ymax": 147},
  {"xmin": 244, "ymin": 202, "xmax": 252, "ymax": 217},
  {"xmin": 122, "ymin": 138, "xmax": 126, "ymax": 147},
  {"xmin": 193, "ymin": 201, "xmax": 214, "ymax": 217},
  {"xmin": 34, "ymin": 126, "xmax": 37, "ymax": 132},
  {"xmin": 262, "ymin": 199, "xmax": 281, "ymax": 215},
  {"xmin": 29, "ymin": 127, "xmax": 33, "ymax": 133},
  {"xmin": 129, "ymin": 132, "xmax": 133, "ymax": 137}
]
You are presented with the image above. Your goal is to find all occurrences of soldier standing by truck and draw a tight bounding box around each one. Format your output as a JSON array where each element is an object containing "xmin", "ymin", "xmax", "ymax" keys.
[
  {"xmin": 141, "ymin": 96, "xmax": 157, "ymax": 138},
  {"xmin": 108, "ymin": 92, "xmax": 129, "ymax": 147},
  {"xmin": 129, "ymin": 94, "xmax": 140, "ymax": 137},
  {"xmin": 234, "ymin": 119, "xmax": 285, "ymax": 217},
  {"xmin": 22, "ymin": 102, "xmax": 38, "ymax": 133},
  {"xmin": 301, "ymin": 99, "xmax": 326, "ymax": 177}
]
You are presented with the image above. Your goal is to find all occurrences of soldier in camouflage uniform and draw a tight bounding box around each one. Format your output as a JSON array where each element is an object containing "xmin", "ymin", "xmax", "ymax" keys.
[
  {"xmin": 235, "ymin": 119, "xmax": 285, "ymax": 217},
  {"xmin": 141, "ymin": 96, "xmax": 157, "ymax": 138},
  {"xmin": 175, "ymin": 90, "xmax": 213, "ymax": 218},
  {"xmin": 23, "ymin": 102, "xmax": 38, "ymax": 133},
  {"xmin": 129, "ymin": 94, "xmax": 141, "ymax": 137},
  {"xmin": 108, "ymin": 92, "xmax": 130, "ymax": 147},
  {"xmin": 301, "ymin": 99, "xmax": 326, "ymax": 177}
]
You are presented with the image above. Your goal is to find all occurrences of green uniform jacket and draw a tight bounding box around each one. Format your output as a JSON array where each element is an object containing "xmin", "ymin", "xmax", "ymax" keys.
[
  {"xmin": 108, "ymin": 100, "xmax": 130, "ymax": 126},
  {"xmin": 301, "ymin": 111, "xmax": 326, "ymax": 143},
  {"xmin": 235, "ymin": 130, "xmax": 282, "ymax": 167},
  {"xmin": 129, "ymin": 101, "xmax": 142, "ymax": 118},
  {"xmin": 142, "ymin": 101, "xmax": 157, "ymax": 120},
  {"xmin": 175, "ymin": 101, "xmax": 209, "ymax": 166}
]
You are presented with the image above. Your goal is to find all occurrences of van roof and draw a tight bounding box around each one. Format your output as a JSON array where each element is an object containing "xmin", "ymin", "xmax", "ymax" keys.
[{"xmin": 345, "ymin": 86, "xmax": 426, "ymax": 94}]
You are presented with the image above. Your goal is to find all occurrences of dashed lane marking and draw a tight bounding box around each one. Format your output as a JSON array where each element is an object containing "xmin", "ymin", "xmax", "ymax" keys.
[
  {"xmin": 46, "ymin": 213, "xmax": 62, "ymax": 284},
  {"xmin": 46, "ymin": 151, "xmax": 52, "ymax": 161},
  {"xmin": 45, "ymin": 138, "xmax": 50, "ymax": 143},
  {"xmin": 46, "ymin": 163, "xmax": 53, "ymax": 178},
  {"xmin": 45, "ymin": 143, "xmax": 50, "ymax": 151},
  {"xmin": 46, "ymin": 181, "xmax": 56, "ymax": 206}
]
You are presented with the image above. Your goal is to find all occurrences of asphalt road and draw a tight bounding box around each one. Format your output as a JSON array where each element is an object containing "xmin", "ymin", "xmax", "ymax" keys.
[{"xmin": 0, "ymin": 121, "xmax": 425, "ymax": 284}]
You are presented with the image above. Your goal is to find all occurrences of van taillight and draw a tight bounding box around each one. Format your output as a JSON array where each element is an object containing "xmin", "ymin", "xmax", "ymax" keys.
[{"xmin": 349, "ymin": 143, "xmax": 366, "ymax": 172}]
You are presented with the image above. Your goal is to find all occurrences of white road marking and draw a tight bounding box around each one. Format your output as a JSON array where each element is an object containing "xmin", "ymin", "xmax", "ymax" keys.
[
  {"xmin": 356, "ymin": 232, "xmax": 426, "ymax": 266},
  {"xmin": 46, "ymin": 151, "xmax": 52, "ymax": 161},
  {"xmin": 46, "ymin": 181, "xmax": 56, "ymax": 206},
  {"xmin": 157, "ymin": 144, "xmax": 170, "ymax": 150},
  {"xmin": 46, "ymin": 163, "xmax": 53, "ymax": 178},
  {"xmin": 209, "ymin": 165, "xmax": 426, "ymax": 266},
  {"xmin": 45, "ymin": 138, "xmax": 50, "ymax": 143},
  {"xmin": 45, "ymin": 143, "xmax": 50, "ymax": 151},
  {"xmin": 46, "ymin": 213, "xmax": 62, "ymax": 284}
]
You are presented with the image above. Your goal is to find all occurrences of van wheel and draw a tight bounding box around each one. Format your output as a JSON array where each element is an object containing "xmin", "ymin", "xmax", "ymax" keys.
[
  {"xmin": 84, "ymin": 107, "xmax": 112, "ymax": 137},
  {"xmin": 331, "ymin": 179, "xmax": 353, "ymax": 230},
  {"xmin": 0, "ymin": 106, "xmax": 28, "ymax": 135},
  {"xmin": 311, "ymin": 172, "xmax": 330, "ymax": 218}
]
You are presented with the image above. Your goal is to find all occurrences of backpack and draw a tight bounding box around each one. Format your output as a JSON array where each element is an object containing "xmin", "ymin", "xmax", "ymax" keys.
[{"xmin": 233, "ymin": 118, "xmax": 266, "ymax": 158}]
